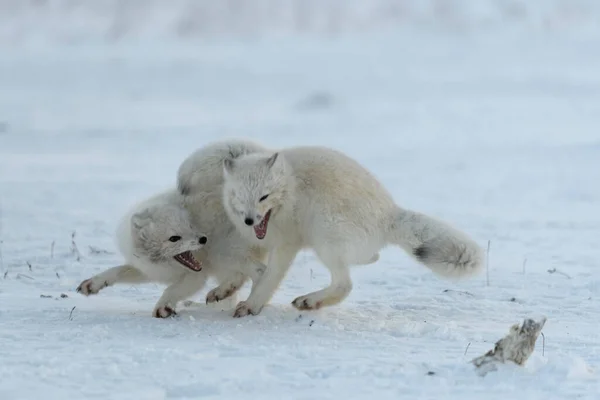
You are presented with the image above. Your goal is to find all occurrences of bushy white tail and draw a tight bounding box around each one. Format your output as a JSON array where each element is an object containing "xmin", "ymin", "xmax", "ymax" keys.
[{"xmin": 387, "ymin": 207, "xmax": 484, "ymax": 279}]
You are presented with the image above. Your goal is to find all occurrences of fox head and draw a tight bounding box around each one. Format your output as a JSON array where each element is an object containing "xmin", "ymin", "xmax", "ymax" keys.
[
  {"xmin": 222, "ymin": 152, "xmax": 287, "ymax": 240},
  {"xmin": 130, "ymin": 204, "xmax": 207, "ymax": 271}
]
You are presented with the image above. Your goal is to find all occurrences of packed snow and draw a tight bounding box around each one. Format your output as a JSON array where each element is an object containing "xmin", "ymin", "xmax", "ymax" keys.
[{"xmin": 1, "ymin": 1, "xmax": 599, "ymax": 399}]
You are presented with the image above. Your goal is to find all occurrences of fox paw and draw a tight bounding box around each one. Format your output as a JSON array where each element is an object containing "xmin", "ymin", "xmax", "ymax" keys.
[
  {"xmin": 206, "ymin": 286, "xmax": 237, "ymax": 304},
  {"xmin": 76, "ymin": 278, "xmax": 108, "ymax": 296},
  {"xmin": 292, "ymin": 295, "xmax": 323, "ymax": 311},
  {"xmin": 233, "ymin": 301, "xmax": 261, "ymax": 318},
  {"xmin": 153, "ymin": 305, "xmax": 177, "ymax": 319}
]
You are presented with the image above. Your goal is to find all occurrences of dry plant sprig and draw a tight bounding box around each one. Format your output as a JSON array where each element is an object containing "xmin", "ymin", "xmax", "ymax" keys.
[
  {"xmin": 69, "ymin": 306, "xmax": 76, "ymax": 321},
  {"xmin": 547, "ymin": 268, "xmax": 571, "ymax": 279},
  {"xmin": 443, "ymin": 289, "xmax": 474, "ymax": 297},
  {"xmin": 70, "ymin": 231, "xmax": 81, "ymax": 261}
]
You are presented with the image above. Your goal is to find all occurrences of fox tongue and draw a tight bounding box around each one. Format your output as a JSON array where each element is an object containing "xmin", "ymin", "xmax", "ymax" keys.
[
  {"xmin": 253, "ymin": 220, "xmax": 266, "ymax": 239},
  {"xmin": 253, "ymin": 210, "xmax": 271, "ymax": 240}
]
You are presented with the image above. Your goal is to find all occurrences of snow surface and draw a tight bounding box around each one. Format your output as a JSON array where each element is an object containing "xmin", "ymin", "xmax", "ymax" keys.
[{"xmin": 1, "ymin": 1, "xmax": 600, "ymax": 399}]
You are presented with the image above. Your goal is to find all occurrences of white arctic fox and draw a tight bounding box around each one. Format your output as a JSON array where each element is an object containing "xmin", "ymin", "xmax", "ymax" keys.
[
  {"xmin": 219, "ymin": 146, "xmax": 484, "ymax": 317},
  {"xmin": 77, "ymin": 188, "xmax": 266, "ymax": 318}
]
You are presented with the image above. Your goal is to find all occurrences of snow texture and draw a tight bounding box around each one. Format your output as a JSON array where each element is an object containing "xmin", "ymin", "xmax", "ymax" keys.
[{"xmin": 1, "ymin": 1, "xmax": 599, "ymax": 399}]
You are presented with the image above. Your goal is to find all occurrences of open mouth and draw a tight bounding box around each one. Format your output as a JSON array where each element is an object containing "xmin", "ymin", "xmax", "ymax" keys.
[
  {"xmin": 173, "ymin": 251, "xmax": 202, "ymax": 271},
  {"xmin": 253, "ymin": 209, "xmax": 272, "ymax": 240}
]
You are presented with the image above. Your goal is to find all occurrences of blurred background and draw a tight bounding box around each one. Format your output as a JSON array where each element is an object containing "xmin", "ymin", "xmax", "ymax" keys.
[
  {"xmin": 1, "ymin": 3, "xmax": 599, "ymax": 398},
  {"xmin": 1, "ymin": 0, "xmax": 599, "ymax": 271},
  {"xmin": 1, "ymin": 0, "xmax": 599, "ymax": 42},
  {"xmin": 0, "ymin": 0, "xmax": 600, "ymax": 265}
]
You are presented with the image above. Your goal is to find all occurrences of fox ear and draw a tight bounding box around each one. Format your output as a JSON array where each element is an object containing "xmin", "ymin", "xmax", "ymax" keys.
[
  {"xmin": 223, "ymin": 158, "xmax": 235, "ymax": 175},
  {"xmin": 131, "ymin": 209, "xmax": 151, "ymax": 230},
  {"xmin": 265, "ymin": 152, "xmax": 278, "ymax": 169}
]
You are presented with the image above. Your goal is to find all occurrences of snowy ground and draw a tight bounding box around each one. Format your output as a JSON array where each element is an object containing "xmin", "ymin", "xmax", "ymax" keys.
[{"xmin": 1, "ymin": 3, "xmax": 600, "ymax": 399}]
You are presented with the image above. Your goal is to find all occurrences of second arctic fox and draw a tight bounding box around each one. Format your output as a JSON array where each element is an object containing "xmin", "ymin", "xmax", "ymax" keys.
[
  {"xmin": 77, "ymin": 189, "xmax": 266, "ymax": 318},
  {"xmin": 219, "ymin": 146, "xmax": 484, "ymax": 317}
]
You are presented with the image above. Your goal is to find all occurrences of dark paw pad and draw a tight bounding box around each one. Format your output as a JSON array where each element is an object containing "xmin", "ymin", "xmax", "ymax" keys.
[
  {"xmin": 153, "ymin": 306, "xmax": 177, "ymax": 318},
  {"xmin": 293, "ymin": 298, "xmax": 322, "ymax": 311}
]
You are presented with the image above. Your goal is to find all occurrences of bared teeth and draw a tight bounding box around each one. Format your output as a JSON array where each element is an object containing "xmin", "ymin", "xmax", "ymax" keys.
[
  {"xmin": 254, "ymin": 209, "xmax": 272, "ymax": 240},
  {"xmin": 174, "ymin": 251, "xmax": 202, "ymax": 271}
]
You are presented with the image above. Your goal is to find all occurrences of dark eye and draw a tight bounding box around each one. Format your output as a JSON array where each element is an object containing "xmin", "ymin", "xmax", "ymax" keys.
[
  {"xmin": 168, "ymin": 236, "xmax": 181, "ymax": 242},
  {"xmin": 259, "ymin": 194, "xmax": 269, "ymax": 202}
]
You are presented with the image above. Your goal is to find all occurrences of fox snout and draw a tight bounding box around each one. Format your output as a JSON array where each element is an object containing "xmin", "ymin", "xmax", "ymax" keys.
[
  {"xmin": 243, "ymin": 211, "xmax": 266, "ymax": 226},
  {"xmin": 188, "ymin": 236, "xmax": 207, "ymax": 251}
]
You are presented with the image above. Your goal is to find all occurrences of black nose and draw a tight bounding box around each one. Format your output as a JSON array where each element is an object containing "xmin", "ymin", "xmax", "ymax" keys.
[
  {"xmin": 199, "ymin": 236, "xmax": 207, "ymax": 244},
  {"xmin": 244, "ymin": 218, "xmax": 254, "ymax": 226}
]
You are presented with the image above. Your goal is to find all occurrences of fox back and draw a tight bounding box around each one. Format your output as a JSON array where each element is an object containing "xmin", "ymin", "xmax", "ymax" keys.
[{"xmin": 178, "ymin": 139, "xmax": 269, "ymax": 197}]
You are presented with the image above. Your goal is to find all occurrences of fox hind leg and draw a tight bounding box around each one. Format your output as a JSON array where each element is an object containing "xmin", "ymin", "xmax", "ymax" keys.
[{"xmin": 292, "ymin": 248, "xmax": 353, "ymax": 311}]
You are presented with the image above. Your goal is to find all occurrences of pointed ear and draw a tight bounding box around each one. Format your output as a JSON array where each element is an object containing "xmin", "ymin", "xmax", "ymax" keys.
[
  {"xmin": 223, "ymin": 158, "xmax": 235, "ymax": 175},
  {"xmin": 265, "ymin": 152, "xmax": 279, "ymax": 169},
  {"xmin": 131, "ymin": 209, "xmax": 150, "ymax": 230}
]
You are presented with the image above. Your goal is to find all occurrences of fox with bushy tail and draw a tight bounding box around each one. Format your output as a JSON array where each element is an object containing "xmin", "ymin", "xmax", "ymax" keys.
[{"xmin": 215, "ymin": 145, "xmax": 484, "ymax": 317}]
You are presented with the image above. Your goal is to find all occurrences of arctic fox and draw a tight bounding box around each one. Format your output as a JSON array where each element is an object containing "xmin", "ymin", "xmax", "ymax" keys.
[
  {"xmin": 76, "ymin": 189, "xmax": 266, "ymax": 318},
  {"xmin": 220, "ymin": 146, "xmax": 484, "ymax": 317},
  {"xmin": 174, "ymin": 138, "xmax": 272, "ymax": 308}
]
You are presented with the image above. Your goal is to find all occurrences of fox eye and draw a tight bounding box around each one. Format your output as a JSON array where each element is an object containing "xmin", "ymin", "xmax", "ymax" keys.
[
  {"xmin": 168, "ymin": 235, "xmax": 181, "ymax": 242},
  {"xmin": 259, "ymin": 194, "xmax": 269, "ymax": 202}
]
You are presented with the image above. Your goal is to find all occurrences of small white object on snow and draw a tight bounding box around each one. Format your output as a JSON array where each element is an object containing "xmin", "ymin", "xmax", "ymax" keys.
[{"xmin": 471, "ymin": 317, "xmax": 547, "ymax": 376}]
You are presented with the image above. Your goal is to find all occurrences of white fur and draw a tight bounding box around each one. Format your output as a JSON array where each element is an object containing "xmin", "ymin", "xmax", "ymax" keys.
[
  {"xmin": 220, "ymin": 145, "xmax": 485, "ymax": 317},
  {"xmin": 77, "ymin": 189, "xmax": 266, "ymax": 318},
  {"xmin": 176, "ymin": 138, "xmax": 272, "ymax": 309}
]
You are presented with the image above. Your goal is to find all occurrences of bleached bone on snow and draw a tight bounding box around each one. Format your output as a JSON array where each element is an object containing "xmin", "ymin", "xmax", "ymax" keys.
[{"xmin": 471, "ymin": 317, "xmax": 547, "ymax": 376}]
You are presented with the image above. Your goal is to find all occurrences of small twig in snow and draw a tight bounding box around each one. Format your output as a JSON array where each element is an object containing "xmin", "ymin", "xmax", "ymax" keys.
[
  {"xmin": 40, "ymin": 294, "xmax": 52, "ymax": 298},
  {"xmin": 464, "ymin": 342, "xmax": 471, "ymax": 356},
  {"xmin": 27, "ymin": 261, "xmax": 32, "ymax": 271},
  {"xmin": 56, "ymin": 272, "xmax": 60, "ymax": 279},
  {"xmin": 471, "ymin": 317, "xmax": 547, "ymax": 376},
  {"xmin": 309, "ymin": 320, "xmax": 315, "ymax": 327},
  {"xmin": 485, "ymin": 240, "xmax": 491, "ymax": 286},
  {"xmin": 50, "ymin": 240, "xmax": 55, "ymax": 259},
  {"xmin": 547, "ymin": 268, "xmax": 571, "ymax": 279},
  {"xmin": 443, "ymin": 289, "xmax": 474, "ymax": 297},
  {"xmin": 69, "ymin": 306, "xmax": 76, "ymax": 320},
  {"xmin": 70, "ymin": 231, "xmax": 81, "ymax": 262},
  {"xmin": 541, "ymin": 332, "xmax": 545, "ymax": 356},
  {"xmin": 16, "ymin": 273, "xmax": 34, "ymax": 280},
  {"xmin": 3, "ymin": 270, "xmax": 7, "ymax": 279}
]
